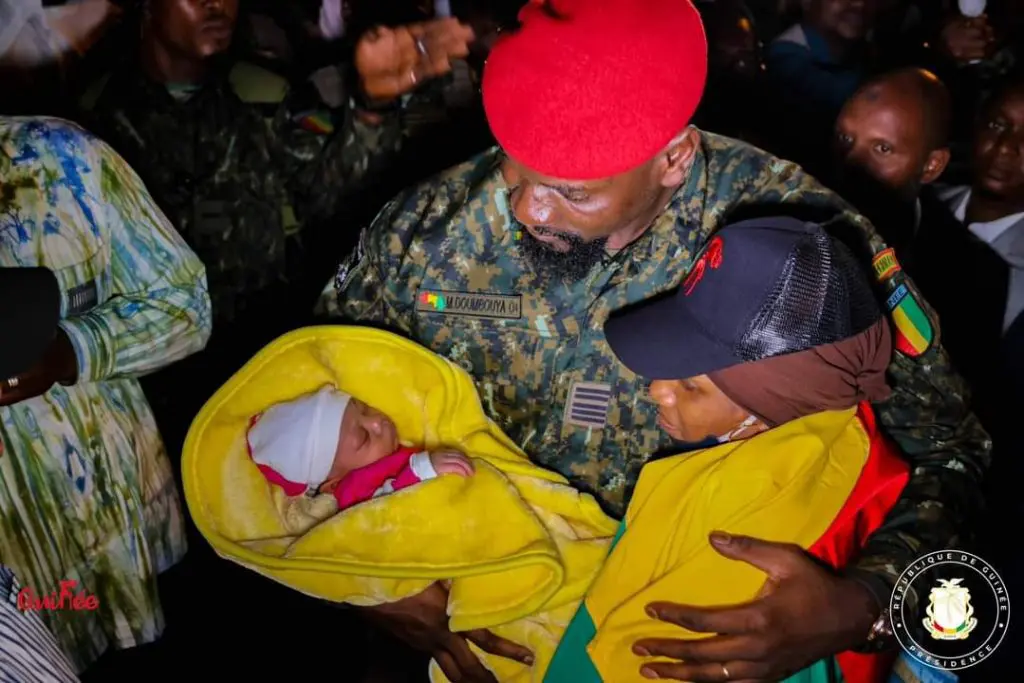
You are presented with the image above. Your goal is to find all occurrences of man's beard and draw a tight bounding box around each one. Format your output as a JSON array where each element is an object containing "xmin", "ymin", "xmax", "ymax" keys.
[{"xmin": 516, "ymin": 224, "xmax": 609, "ymax": 285}]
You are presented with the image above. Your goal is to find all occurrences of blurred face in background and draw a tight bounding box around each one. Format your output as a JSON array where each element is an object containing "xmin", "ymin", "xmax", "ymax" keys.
[
  {"xmin": 831, "ymin": 72, "xmax": 951, "ymax": 246},
  {"xmin": 835, "ymin": 82, "xmax": 946, "ymax": 198},
  {"xmin": 972, "ymin": 85, "xmax": 1024, "ymax": 203},
  {"xmin": 806, "ymin": 0, "xmax": 876, "ymax": 43},
  {"xmin": 708, "ymin": 12, "xmax": 762, "ymax": 80},
  {"xmin": 146, "ymin": 0, "xmax": 239, "ymax": 60}
]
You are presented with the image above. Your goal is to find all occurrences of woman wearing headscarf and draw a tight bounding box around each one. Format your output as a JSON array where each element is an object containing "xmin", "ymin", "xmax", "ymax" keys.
[{"xmin": 544, "ymin": 216, "xmax": 907, "ymax": 683}]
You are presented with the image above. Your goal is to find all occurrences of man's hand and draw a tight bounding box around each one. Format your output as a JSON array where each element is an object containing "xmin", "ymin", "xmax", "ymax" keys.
[
  {"xmin": 431, "ymin": 450, "xmax": 475, "ymax": 477},
  {"xmin": 940, "ymin": 15, "xmax": 995, "ymax": 64},
  {"xmin": 355, "ymin": 18, "xmax": 475, "ymax": 103},
  {"xmin": 360, "ymin": 582, "xmax": 533, "ymax": 683},
  {"xmin": 0, "ymin": 328, "xmax": 77, "ymax": 407},
  {"xmin": 632, "ymin": 533, "xmax": 879, "ymax": 682}
]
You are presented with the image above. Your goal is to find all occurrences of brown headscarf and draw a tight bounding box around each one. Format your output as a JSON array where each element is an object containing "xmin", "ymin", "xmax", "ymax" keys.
[{"xmin": 707, "ymin": 318, "xmax": 893, "ymax": 427}]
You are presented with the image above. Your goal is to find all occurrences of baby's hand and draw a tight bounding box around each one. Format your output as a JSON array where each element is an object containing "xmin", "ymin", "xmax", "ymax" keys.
[{"xmin": 429, "ymin": 450, "xmax": 474, "ymax": 477}]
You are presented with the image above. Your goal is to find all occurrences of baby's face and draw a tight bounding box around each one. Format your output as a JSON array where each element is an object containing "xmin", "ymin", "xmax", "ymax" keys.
[{"xmin": 327, "ymin": 398, "xmax": 400, "ymax": 481}]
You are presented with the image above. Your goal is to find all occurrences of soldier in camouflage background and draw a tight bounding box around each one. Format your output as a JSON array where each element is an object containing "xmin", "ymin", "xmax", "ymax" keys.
[
  {"xmin": 78, "ymin": 0, "xmax": 475, "ymax": 457},
  {"xmin": 321, "ymin": 1, "xmax": 992, "ymax": 682},
  {"xmin": 81, "ymin": 0, "xmax": 474, "ymax": 338}
]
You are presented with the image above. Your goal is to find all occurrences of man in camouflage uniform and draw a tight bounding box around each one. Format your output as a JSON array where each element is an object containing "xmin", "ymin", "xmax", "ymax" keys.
[
  {"xmin": 321, "ymin": 2, "xmax": 991, "ymax": 682},
  {"xmin": 81, "ymin": 0, "xmax": 474, "ymax": 336}
]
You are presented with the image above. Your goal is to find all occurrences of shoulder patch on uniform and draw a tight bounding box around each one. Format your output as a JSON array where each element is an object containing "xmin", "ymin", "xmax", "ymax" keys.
[
  {"xmin": 872, "ymin": 248, "xmax": 935, "ymax": 357},
  {"xmin": 293, "ymin": 110, "xmax": 334, "ymax": 135},
  {"xmin": 415, "ymin": 290, "xmax": 522, "ymax": 320},
  {"xmin": 885, "ymin": 281, "xmax": 935, "ymax": 358},
  {"xmin": 334, "ymin": 229, "xmax": 366, "ymax": 294},
  {"xmin": 229, "ymin": 61, "xmax": 289, "ymax": 104},
  {"xmin": 564, "ymin": 382, "xmax": 611, "ymax": 429},
  {"xmin": 872, "ymin": 248, "xmax": 901, "ymax": 282}
]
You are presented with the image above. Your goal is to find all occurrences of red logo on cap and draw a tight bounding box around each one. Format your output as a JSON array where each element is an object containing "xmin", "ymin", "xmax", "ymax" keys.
[{"xmin": 682, "ymin": 237, "xmax": 724, "ymax": 296}]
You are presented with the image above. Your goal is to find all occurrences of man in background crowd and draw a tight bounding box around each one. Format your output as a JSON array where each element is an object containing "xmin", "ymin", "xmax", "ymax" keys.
[
  {"xmin": 693, "ymin": 0, "xmax": 773, "ymax": 147},
  {"xmin": 939, "ymin": 78, "xmax": 1024, "ymax": 332},
  {"xmin": 936, "ymin": 77, "xmax": 1024, "ymax": 424},
  {"xmin": 834, "ymin": 66, "xmax": 1010, "ymax": 429},
  {"xmin": 768, "ymin": 0, "xmax": 878, "ymax": 172}
]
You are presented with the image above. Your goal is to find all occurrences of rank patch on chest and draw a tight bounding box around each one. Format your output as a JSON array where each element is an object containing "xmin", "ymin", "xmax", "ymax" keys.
[
  {"xmin": 415, "ymin": 290, "xmax": 522, "ymax": 320},
  {"xmin": 564, "ymin": 382, "xmax": 612, "ymax": 429}
]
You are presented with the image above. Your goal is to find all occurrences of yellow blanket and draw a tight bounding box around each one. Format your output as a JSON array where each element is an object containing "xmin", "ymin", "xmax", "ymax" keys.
[
  {"xmin": 181, "ymin": 326, "xmax": 618, "ymax": 680},
  {"xmin": 581, "ymin": 407, "xmax": 868, "ymax": 682}
]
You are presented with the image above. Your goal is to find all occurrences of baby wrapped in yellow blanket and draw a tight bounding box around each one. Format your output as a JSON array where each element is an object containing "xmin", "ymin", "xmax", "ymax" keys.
[
  {"xmin": 182, "ymin": 326, "xmax": 619, "ymax": 681},
  {"xmin": 184, "ymin": 326, "xmax": 902, "ymax": 683}
]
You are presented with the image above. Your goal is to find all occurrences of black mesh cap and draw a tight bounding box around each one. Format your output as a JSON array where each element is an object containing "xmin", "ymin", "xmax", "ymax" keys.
[{"xmin": 604, "ymin": 216, "xmax": 883, "ymax": 380}]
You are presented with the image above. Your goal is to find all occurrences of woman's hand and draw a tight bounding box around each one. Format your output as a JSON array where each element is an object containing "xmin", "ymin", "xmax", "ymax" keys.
[
  {"xmin": 360, "ymin": 582, "xmax": 533, "ymax": 683},
  {"xmin": 355, "ymin": 18, "xmax": 475, "ymax": 103},
  {"xmin": 632, "ymin": 533, "xmax": 879, "ymax": 681}
]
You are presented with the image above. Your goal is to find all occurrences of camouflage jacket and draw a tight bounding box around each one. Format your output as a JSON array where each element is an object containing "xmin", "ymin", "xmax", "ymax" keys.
[
  {"xmin": 326, "ymin": 132, "xmax": 991, "ymax": 606},
  {"xmin": 81, "ymin": 60, "xmax": 403, "ymax": 327}
]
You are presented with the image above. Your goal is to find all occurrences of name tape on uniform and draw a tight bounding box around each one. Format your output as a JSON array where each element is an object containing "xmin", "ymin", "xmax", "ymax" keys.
[{"xmin": 416, "ymin": 290, "xmax": 522, "ymax": 320}]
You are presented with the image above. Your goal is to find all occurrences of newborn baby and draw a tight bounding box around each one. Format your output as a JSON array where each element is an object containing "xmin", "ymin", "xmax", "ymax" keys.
[{"xmin": 247, "ymin": 385, "xmax": 474, "ymax": 510}]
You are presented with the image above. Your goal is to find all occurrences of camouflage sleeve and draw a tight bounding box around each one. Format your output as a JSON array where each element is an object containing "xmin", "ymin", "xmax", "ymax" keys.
[
  {"xmin": 728, "ymin": 151, "xmax": 991, "ymax": 610},
  {"xmin": 273, "ymin": 67, "xmax": 405, "ymax": 226},
  {"xmin": 316, "ymin": 191, "xmax": 415, "ymax": 333},
  {"xmin": 848, "ymin": 345, "xmax": 992, "ymax": 611}
]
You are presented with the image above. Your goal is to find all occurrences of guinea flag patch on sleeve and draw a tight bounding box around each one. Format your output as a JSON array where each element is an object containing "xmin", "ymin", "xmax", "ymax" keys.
[
  {"xmin": 886, "ymin": 283, "xmax": 933, "ymax": 357},
  {"xmin": 294, "ymin": 110, "xmax": 334, "ymax": 135},
  {"xmin": 873, "ymin": 249, "xmax": 935, "ymax": 357}
]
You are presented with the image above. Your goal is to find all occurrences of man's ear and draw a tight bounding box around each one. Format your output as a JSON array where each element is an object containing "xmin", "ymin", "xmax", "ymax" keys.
[
  {"xmin": 659, "ymin": 127, "xmax": 701, "ymax": 188},
  {"xmin": 921, "ymin": 148, "xmax": 951, "ymax": 185}
]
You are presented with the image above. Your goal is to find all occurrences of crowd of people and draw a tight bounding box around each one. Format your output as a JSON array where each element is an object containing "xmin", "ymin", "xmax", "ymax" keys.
[{"xmin": 1, "ymin": 0, "xmax": 1022, "ymax": 682}]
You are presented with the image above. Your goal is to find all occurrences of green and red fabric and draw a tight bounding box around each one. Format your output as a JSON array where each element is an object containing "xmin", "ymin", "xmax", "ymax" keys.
[{"xmin": 545, "ymin": 403, "xmax": 908, "ymax": 683}]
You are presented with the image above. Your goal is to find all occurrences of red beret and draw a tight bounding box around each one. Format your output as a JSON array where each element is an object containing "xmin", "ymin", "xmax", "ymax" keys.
[{"xmin": 482, "ymin": 0, "xmax": 708, "ymax": 180}]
